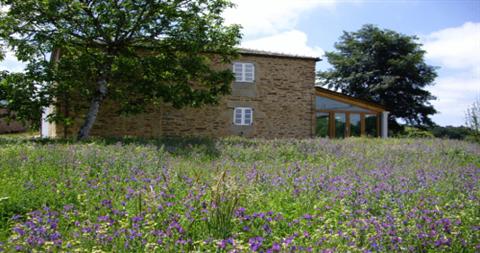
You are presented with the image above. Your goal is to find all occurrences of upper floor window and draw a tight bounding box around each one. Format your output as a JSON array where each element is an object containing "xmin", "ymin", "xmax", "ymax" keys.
[
  {"xmin": 233, "ymin": 107, "xmax": 253, "ymax": 126},
  {"xmin": 233, "ymin": 62, "xmax": 255, "ymax": 82}
]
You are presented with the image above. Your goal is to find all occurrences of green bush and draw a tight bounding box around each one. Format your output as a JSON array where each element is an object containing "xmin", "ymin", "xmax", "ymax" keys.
[{"xmin": 397, "ymin": 126, "xmax": 434, "ymax": 138}]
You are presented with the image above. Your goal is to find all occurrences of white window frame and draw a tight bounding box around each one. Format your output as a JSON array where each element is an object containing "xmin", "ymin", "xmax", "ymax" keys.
[
  {"xmin": 233, "ymin": 62, "xmax": 255, "ymax": 83},
  {"xmin": 233, "ymin": 107, "xmax": 253, "ymax": 126}
]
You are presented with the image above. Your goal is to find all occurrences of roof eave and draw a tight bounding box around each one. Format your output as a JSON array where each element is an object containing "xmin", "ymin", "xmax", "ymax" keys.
[
  {"xmin": 315, "ymin": 86, "xmax": 387, "ymax": 112},
  {"xmin": 238, "ymin": 48, "xmax": 321, "ymax": 61}
]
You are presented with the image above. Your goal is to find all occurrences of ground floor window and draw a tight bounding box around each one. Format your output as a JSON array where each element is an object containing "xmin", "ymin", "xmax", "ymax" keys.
[
  {"xmin": 315, "ymin": 112, "xmax": 329, "ymax": 137},
  {"xmin": 315, "ymin": 111, "xmax": 380, "ymax": 138},
  {"xmin": 334, "ymin": 113, "xmax": 346, "ymax": 139},
  {"xmin": 365, "ymin": 114, "xmax": 378, "ymax": 137},
  {"xmin": 350, "ymin": 113, "xmax": 361, "ymax": 137},
  {"xmin": 233, "ymin": 107, "xmax": 253, "ymax": 126}
]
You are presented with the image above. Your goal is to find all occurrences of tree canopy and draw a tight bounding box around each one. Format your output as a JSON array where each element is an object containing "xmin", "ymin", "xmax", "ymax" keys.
[
  {"xmin": 0, "ymin": 0, "xmax": 241, "ymax": 139},
  {"xmin": 318, "ymin": 24, "xmax": 438, "ymax": 131}
]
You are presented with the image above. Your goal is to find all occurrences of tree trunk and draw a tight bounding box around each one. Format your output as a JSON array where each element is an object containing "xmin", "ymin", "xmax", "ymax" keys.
[{"xmin": 77, "ymin": 77, "xmax": 108, "ymax": 140}]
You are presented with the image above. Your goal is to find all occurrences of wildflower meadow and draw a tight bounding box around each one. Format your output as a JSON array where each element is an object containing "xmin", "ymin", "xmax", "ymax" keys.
[{"xmin": 0, "ymin": 137, "xmax": 479, "ymax": 252}]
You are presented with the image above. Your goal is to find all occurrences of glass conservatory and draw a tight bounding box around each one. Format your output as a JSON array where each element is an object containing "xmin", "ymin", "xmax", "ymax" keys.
[{"xmin": 315, "ymin": 87, "xmax": 389, "ymax": 138}]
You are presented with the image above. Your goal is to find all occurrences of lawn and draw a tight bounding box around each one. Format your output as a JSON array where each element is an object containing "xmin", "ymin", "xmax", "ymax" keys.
[{"xmin": 0, "ymin": 137, "xmax": 479, "ymax": 252}]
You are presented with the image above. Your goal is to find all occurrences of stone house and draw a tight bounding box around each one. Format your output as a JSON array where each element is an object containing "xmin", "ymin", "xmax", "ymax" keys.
[{"xmin": 40, "ymin": 49, "xmax": 389, "ymax": 139}]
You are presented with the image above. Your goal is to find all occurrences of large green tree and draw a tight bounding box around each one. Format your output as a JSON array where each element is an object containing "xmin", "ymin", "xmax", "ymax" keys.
[
  {"xmin": 0, "ymin": 0, "xmax": 241, "ymax": 139},
  {"xmin": 318, "ymin": 25, "xmax": 438, "ymax": 131}
]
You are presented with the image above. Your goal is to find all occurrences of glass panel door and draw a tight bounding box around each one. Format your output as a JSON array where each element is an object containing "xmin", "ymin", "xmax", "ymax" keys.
[
  {"xmin": 315, "ymin": 112, "xmax": 329, "ymax": 137},
  {"xmin": 350, "ymin": 113, "xmax": 361, "ymax": 137},
  {"xmin": 365, "ymin": 114, "xmax": 378, "ymax": 137},
  {"xmin": 334, "ymin": 113, "xmax": 346, "ymax": 138}
]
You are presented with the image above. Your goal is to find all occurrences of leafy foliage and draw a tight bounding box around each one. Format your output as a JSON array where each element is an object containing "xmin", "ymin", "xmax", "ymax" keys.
[
  {"xmin": 318, "ymin": 25, "xmax": 438, "ymax": 131},
  {"xmin": 0, "ymin": 66, "xmax": 55, "ymax": 129},
  {"xmin": 396, "ymin": 126, "xmax": 434, "ymax": 138},
  {"xmin": 0, "ymin": 0, "xmax": 241, "ymax": 139}
]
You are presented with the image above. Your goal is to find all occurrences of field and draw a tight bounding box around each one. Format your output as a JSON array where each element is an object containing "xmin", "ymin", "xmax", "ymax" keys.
[{"xmin": 0, "ymin": 137, "xmax": 479, "ymax": 252}]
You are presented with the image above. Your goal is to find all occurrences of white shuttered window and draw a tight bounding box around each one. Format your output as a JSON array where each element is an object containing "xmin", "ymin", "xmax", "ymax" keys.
[
  {"xmin": 233, "ymin": 107, "xmax": 253, "ymax": 126},
  {"xmin": 233, "ymin": 62, "xmax": 255, "ymax": 82}
]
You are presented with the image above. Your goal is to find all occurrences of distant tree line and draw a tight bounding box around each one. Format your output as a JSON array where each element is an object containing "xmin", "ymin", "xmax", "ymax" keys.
[
  {"xmin": 397, "ymin": 124, "xmax": 478, "ymax": 142},
  {"xmin": 429, "ymin": 125, "xmax": 476, "ymax": 140}
]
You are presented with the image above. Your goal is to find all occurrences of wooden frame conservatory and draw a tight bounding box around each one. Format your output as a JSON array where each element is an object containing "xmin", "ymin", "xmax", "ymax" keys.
[{"xmin": 314, "ymin": 87, "xmax": 389, "ymax": 138}]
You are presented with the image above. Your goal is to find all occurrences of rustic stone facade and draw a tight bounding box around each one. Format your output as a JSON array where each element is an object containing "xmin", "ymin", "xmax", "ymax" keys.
[
  {"xmin": 53, "ymin": 51, "xmax": 318, "ymax": 139},
  {"xmin": 0, "ymin": 109, "xmax": 27, "ymax": 134}
]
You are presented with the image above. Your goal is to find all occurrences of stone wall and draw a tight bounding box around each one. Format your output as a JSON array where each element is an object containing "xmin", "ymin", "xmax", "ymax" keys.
[
  {"xmin": 56, "ymin": 54, "xmax": 316, "ymax": 139},
  {"xmin": 0, "ymin": 109, "xmax": 27, "ymax": 134}
]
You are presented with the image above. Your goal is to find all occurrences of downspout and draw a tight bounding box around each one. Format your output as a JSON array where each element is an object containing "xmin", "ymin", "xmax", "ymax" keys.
[{"xmin": 40, "ymin": 48, "xmax": 61, "ymax": 138}]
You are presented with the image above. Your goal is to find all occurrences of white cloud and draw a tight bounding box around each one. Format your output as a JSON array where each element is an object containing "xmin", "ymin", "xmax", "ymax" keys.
[
  {"xmin": 0, "ymin": 50, "xmax": 25, "ymax": 72},
  {"xmin": 241, "ymin": 30, "xmax": 324, "ymax": 57},
  {"xmin": 423, "ymin": 22, "xmax": 480, "ymax": 71},
  {"xmin": 428, "ymin": 74, "xmax": 480, "ymax": 126},
  {"xmin": 422, "ymin": 22, "xmax": 480, "ymax": 126},
  {"xmin": 224, "ymin": 0, "xmax": 336, "ymax": 39},
  {"xmin": 224, "ymin": 0, "xmax": 328, "ymax": 58}
]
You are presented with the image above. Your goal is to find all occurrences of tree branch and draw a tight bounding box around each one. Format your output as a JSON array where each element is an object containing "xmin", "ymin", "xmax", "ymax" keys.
[{"xmin": 79, "ymin": 0, "xmax": 110, "ymax": 44}]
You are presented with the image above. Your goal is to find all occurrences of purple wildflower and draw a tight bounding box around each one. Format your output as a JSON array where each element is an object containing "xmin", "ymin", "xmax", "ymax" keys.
[{"xmin": 249, "ymin": 237, "xmax": 264, "ymax": 252}]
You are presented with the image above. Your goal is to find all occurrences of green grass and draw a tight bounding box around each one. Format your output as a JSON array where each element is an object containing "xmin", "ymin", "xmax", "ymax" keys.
[{"xmin": 0, "ymin": 136, "xmax": 479, "ymax": 252}]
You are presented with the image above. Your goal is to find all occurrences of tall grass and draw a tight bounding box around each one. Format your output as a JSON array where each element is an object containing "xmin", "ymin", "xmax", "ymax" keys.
[{"xmin": 0, "ymin": 137, "xmax": 479, "ymax": 252}]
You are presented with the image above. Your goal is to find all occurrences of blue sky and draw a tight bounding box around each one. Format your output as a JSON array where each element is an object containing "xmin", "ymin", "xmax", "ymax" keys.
[
  {"xmin": 224, "ymin": 0, "xmax": 480, "ymax": 126},
  {"xmin": 1, "ymin": 0, "xmax": 479, "ymax": 126}
]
